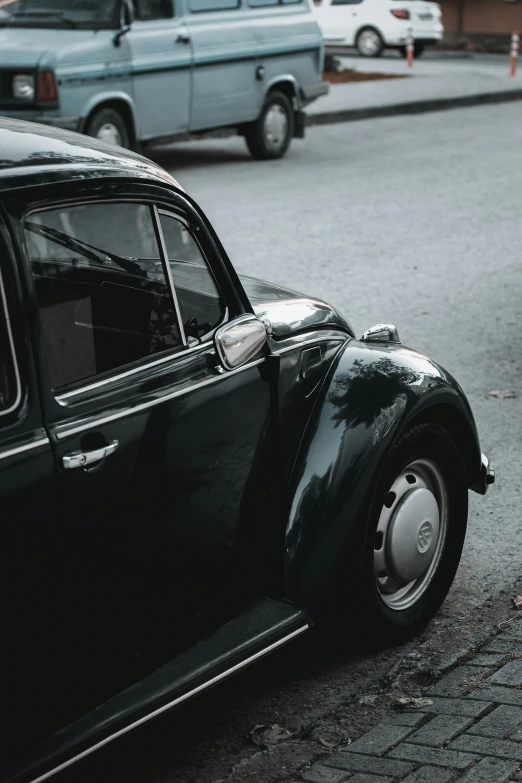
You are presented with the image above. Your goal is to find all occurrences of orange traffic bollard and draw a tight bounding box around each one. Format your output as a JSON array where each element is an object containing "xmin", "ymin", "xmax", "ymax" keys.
[
  {"xmin": 510, "ymin": 31, "xmax": 519, "ymax": 77},
  {"xmin": 406, "ymin": 29, "xmax": 414, "ymax": 68}
]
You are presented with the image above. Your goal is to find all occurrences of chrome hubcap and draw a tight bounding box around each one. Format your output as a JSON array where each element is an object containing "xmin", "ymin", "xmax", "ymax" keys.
[
  {"xmin": 263, "ymin": 105, "xmax": 288, "ymax": 153},
  {"xmin": 358, "ymin": 30, "xmax": 381, "ymax": 56},
  {"xmin": 374, "ymin": 458, "xmax": 447, "ymax": 611},
  {"xmin": 96, "ymin": 122, "xmax": 122, "ymax": 146}
]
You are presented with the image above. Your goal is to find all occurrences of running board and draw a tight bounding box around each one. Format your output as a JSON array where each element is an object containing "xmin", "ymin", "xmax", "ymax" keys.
[{"xmin": 4, "ymin": 599, "xmax": 309, "ymax": 783}]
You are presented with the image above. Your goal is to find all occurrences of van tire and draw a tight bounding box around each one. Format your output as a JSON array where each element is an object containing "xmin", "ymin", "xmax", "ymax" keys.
[
  {"xmin": 84, "ymin": 108, "xmax": 130, "ymax": 150},
  {"xmin": 245, "ymin": 91, "xmax": 294, "ymax": 160}
]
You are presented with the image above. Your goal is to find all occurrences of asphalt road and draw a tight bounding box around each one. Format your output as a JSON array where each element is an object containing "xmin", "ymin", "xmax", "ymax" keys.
[{"xmin": 59, "ymin": 104, "xmax": 522, "ymax": 783}]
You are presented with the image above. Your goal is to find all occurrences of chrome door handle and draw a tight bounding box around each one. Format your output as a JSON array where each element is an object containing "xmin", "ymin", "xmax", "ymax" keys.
[
  {"xmin": 176, "ymin": 33, "xmax": 190, "ymax": 44},
  {"xmin": 62, "ymin": 440, "xmax": 119, "ymax": 470}
]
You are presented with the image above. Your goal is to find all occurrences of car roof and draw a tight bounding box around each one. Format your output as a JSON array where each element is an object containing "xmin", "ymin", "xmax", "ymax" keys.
[{"xmin": 0, "ymin": 117, "xmax": 183, "ymax": 194}]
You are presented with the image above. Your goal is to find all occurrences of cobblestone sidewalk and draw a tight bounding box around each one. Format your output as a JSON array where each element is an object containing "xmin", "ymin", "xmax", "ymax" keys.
[{"xmin": 298, "ymin": 618, "xmax": 522, "ymax": 783}]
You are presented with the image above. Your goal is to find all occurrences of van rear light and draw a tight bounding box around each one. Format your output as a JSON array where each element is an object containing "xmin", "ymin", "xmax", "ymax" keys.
[
  {"xmin": 391, "ymin": 8, "xmax": 410, "ymax": 18},
  {"xmin": 38, "ymin": 71, "xmax": 58, "ymax": 103}
]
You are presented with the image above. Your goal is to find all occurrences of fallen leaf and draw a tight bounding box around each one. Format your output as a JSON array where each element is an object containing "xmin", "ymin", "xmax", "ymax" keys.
[
  {"xmin": 513, "ymin": 595, "xmax": 522, "ymax": 609},
  {"xmin": 318, "ymin": 733, "xmax": 343, "ymax": 749},
  {"xmin": 395, "ymin": 696, "xmax": 433, "ymax": 709},
  {"xmin": 488, "ymin": 389, "xmax": 516, "ymax": 399},
  {"xmin": 249, "ymin": 723, "xmax": 298, "ymax": 747}
]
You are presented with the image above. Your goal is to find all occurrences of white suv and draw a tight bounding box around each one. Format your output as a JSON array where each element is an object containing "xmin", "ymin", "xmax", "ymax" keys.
[{"xmin": 313, "ymin": 0, "xmax": 443, "ymax": 58}]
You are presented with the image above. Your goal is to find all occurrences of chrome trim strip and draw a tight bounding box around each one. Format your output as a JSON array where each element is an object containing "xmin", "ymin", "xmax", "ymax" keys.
[
  {"xmin": 272, "ymin": 336, "xmax": 347, "ymax": 355},
  {"xmin": 152, "ymin": 204, "xmax": 187, "ymax": 347},
  {"xmin": 0, "ymin": 266, "xmax": 22, "ymax": 418},
  {"xmin": 0, "ymin": 437, "xmax": 50, "ymax": 462},
  {"xmin": 55, "ymin": 357, "xmax": 266, "ymax": 440},
  {"xmin": 28, "ymin": 624, "xmax": 309, "ymax": 783},
  {"xmin": 56, "ymin": 341, "xmax": 216, "ymax": 402}
]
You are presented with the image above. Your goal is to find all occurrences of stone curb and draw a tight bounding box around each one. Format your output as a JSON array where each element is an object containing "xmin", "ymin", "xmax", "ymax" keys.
[
  {"xmin": 306, "ymin": 89, "xmax": 522, "ymax": 127},
  {"xmin": 300, "ymin": 618, "xmax": 522, "ymax": 782}
]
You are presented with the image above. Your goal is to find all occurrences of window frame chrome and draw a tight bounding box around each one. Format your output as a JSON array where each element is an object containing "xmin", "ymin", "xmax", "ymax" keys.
[
  {"xmin": 22, "ymin": 196, "xmax": 231, "ymax": 405},
  {"xmin": 0, "ymin": 264, "xmax": 22, "ymax": 418},
  {"xmin": 151, "ymin": 203, "xmax": 187, "ymax": 347},
  {"xmin": 157, "ymin": 206, "xmax": 228, "ymax": 345}
]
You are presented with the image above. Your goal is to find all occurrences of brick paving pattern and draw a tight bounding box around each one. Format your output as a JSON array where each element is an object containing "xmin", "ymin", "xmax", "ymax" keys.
[{"xmin": 299, "ymin": 622, "xmax": 522, "ymax": 782}]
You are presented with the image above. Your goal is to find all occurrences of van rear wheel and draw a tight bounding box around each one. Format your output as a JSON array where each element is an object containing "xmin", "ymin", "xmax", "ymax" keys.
[
  {"xmin": 245, "ymin": 91, "xmax": 294, "ymax": 160},
  {"xmin": 85, "ymin": 107, "xmax": 130, "ymax": 150}
]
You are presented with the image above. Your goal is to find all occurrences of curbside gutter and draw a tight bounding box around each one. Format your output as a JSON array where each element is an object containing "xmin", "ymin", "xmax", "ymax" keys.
[{"xmin": 306, "ymin": 88, "xmax": 522, "ymax": 126}]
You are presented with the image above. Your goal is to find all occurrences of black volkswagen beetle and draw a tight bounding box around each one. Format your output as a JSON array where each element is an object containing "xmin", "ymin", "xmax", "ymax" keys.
[{"xmin": 0, "ymin": 118, "xmax": 494, "ymax": 783}]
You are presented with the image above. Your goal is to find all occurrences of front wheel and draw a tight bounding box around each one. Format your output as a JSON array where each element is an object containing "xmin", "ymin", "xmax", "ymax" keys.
[
  {"xmin": 356, "ymin": 423, "xmax": 468, "ymax": 644},
  {"xmin": 356, "ymin": 28, "xmax": 384, "ymax": 57},
  {"xmin": 84, "ymin": 107, "xmax": 130, "ymax": 149},
  {"xmin": 244, "ymin": 91, "xmax": 294, "ymax": 160}
]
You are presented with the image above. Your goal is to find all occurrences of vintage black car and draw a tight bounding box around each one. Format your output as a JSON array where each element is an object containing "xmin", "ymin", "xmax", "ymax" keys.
[{"xmin": 0, "ymin": 118, "xmax": 494, "ymax": 783}]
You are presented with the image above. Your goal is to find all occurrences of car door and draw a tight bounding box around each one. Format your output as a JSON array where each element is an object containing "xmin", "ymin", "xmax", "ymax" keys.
[
  {"xmin": 127, "ymin": 0, "xmax": 192, "ymax": 139},
  {"xmin": 0, "ymin": 218, "xmax": 60, "ymax": 759},
  {"xmin": 315, "ymin": 0, "xmax": 364, "ymax": 45},
  {"xmin": 185, "ymin": 0, "xmax": 258, "ymax": 131},
  {"xmin": 20, "ymin": 190, "xmax": 273, "ymax": 695}
]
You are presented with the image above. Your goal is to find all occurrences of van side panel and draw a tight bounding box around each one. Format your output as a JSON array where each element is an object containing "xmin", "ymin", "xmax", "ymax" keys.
[
  {"xmin": 251, "ymin": 4, "xmax": 324, "ymax": 112},
  {"xmin": 186, "ymin": 6, "xmax": 259, "ymax": 130},
  {"xmin": 125, "ymin": 18, "xmax": 192, "ymax": 140}
]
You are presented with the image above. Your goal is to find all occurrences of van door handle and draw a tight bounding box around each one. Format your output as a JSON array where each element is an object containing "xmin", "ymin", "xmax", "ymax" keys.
[
  {"xmin": 62, "ymin": 440, "xmax": 119, "ymax": 470},
  {"xmin": 176, "ymin": 34, "xmax": 190, "ymax": 44}
]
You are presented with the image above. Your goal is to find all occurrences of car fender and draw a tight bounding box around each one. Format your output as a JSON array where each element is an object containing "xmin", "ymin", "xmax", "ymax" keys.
[{"xmin": 284, "ymin": 339, "xmax": 482, "ymax": 615}]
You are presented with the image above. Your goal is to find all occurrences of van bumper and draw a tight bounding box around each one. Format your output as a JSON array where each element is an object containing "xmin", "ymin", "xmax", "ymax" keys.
[
  {"xmin": 34, "ymin": 115, "xmax": 82, "ymax": 132},
  {"xmin": 300, "ymin": 82, "xmax": 329, "ymax": 102},
  {"xmin": 0, "ymin": 110, "xmax": 81, "ymax": 133}
]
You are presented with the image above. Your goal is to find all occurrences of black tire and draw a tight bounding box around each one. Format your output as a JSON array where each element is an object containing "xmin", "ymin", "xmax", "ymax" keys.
[
  {"xmin": 84, "ymin": 107, "xmax": 131, "ymax": 149},
  {"xmin": 356, "ymin": 27, "xmax": 384, "ymax": 57},
  {"xmin": 355, "ymin": 423, "xmax": 468, "ymax": 646},
  {"xmin": 398, "ymin": 43, "xmax": 425, "ymax": 58},
  {"xmin": 244, "ymin": 91, "xmax": 294, "ymax": 161}
]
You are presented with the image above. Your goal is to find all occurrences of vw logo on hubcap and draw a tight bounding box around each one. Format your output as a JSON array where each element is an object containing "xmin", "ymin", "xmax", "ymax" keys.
[{"xmin": 417, "ymin": 521, "xmax": 433, "ymax": 553}]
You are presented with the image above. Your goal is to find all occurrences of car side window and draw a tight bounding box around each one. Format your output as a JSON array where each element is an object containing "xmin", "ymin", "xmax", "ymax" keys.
[
  {"xmin": 133, "ymin": 0, "xmax": 174, "ymax": 19},
  {"xmin": 25, "ymin": 202, "xmax": 183, "ymax": 393},
  {"xmin": 331, "ymin": 0, "xmax": 363, "ymax": 5},
  {"xmin": 159, "ymin": 212, "xmax": 226, "ymax": 341}
]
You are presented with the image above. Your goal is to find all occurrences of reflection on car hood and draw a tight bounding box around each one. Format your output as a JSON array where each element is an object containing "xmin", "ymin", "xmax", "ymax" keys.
[{"xmin": 239, "ymin": 275, "xmax": 354, "ymax": 339}]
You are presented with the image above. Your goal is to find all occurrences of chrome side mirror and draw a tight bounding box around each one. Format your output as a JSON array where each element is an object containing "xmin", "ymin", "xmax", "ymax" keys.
[
  {"xmin": 360, "ymin": 323, "xmax": 401, "ymax": 344},
  {"xmin": 214, "ymin": 315, "xmax": 267, "ymax": 371}
]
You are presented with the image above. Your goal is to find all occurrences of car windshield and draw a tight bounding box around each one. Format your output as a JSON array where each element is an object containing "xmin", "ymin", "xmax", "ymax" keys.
[{"xmin": 0, "ymin": 0, "xmax": 120, "ymax": 28}]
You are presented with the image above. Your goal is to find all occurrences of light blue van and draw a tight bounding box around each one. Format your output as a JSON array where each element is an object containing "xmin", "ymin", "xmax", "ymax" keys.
[{"xmin": 0, "ymin": 0, "xmax": 328, "ymax": 159}]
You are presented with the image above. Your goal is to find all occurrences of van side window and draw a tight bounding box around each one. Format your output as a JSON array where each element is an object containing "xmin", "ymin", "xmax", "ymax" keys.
[
  {"xmin": 331, "ymin": 0, "xmax": 363, "ymax": 4},
  {"xmin": 249, "ymin": 0, "xmax": 302, "ymax": 6},
  {"xmin": 134, "ymin": 0, "xmax": 174, "ymax": 19},
  {"xmin": 189, "ymin": 0, "xmax": 239, "ymax": 12},
  {"xmin": 25, "ymin": 202, "xmax": 183, "ymax": 393}
]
